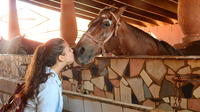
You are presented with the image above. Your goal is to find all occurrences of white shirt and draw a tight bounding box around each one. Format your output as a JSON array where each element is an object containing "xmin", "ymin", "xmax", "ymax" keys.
[{"xmin": 24, "ymin": 67, "xmax": 63, "ymax": 112}]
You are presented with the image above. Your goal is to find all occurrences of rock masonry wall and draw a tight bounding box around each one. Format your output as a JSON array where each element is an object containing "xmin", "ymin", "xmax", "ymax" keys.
[{"xmin": 0, "ymin": 55, "xmax": 200, "ymax": 112}]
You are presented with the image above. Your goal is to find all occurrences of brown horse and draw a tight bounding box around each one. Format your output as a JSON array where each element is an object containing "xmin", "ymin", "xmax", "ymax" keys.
[{"xmin": 75, "ymin": 7, "xmax": 182, "ymax": 65}]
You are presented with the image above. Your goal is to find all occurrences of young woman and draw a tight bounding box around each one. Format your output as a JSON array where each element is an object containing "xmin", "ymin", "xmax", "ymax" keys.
[{"xmin": 23, "ymin": 38, "xmax": 74, "ymax": 112}]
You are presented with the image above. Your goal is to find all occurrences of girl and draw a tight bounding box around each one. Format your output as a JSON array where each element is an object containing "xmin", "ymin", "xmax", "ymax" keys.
[{"xmin": 23, "ymin": 38, "xmax": 74, "ymax": 112}]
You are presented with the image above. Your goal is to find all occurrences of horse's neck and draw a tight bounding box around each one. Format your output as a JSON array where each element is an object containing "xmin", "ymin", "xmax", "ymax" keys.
[
  {"xmin": 117, "ymin": 22, "xmax": 158, "ymax": 55},
  {"xmin": 115, "ymin": 22, "xmax": 137, "ymax": 55},
  {"xmin": 117, "ymin": 22, "xmax": 139, "ymax": 41}
]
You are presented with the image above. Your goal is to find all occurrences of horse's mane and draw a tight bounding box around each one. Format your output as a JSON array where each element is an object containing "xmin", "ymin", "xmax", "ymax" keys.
[
  {"xmin": 124, "ymin": 22, "xmax": 157, "ymax": 41},
  {"xmin": 123, "ymin": 22, "xmax": 182, "ymax": 55}
]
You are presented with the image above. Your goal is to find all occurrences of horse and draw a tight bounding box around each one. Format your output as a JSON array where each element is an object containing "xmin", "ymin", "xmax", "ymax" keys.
[
  {"xmin": 75, "ymin": 7, "xmax": 182, "ymax": 65},
  {"xmin": 0, "ymin": 35, "xmax": 42, "ymax": 54}
]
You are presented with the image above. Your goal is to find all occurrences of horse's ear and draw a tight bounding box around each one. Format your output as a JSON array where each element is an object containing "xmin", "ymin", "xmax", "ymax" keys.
[{"xmin": 117, "ymin": 6, "xmax": 126, "ymax": 16}]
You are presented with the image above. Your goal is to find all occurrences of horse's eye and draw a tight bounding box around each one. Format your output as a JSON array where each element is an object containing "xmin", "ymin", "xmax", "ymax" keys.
[{"xmin": 102, "ymin": 19, "xmax": 112, "ymax": 27}]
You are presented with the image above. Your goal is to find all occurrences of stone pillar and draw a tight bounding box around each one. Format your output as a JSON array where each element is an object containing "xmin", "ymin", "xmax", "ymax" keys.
[
  {"xmin": 178, "ymin": 0, "xmax": 200, "ymax": 44},
  {"xmin": 8, "ymin": 0, "xmax": 21, "ymax": 40},
  {"xmin": 60, "ymin": 0, "xmax": 77, "ymax": 47}
]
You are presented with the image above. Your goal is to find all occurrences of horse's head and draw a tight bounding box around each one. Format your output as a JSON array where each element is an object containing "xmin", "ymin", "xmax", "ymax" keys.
[{"xmin": 75, "ymin": 7, "xmax": 126, "ymax": 65}]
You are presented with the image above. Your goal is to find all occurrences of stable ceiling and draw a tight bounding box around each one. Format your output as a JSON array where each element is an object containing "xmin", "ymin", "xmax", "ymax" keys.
[{"xmin": 19, "ymin": 0, "xmax": 178, "ymax": 27}]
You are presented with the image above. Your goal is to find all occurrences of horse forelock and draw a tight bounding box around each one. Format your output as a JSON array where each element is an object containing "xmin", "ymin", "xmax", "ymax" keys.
[
  {"xmin": 99, "ymin": 7, "xmax": 116, "ymax": 14},
  {"xmin": 88, "ymin": 9, "xmax": 118, "ymax": 32}
]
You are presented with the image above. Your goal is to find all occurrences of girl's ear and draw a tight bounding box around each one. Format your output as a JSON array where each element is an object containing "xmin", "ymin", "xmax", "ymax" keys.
[{"xmin": 58, "ymin": 55, "xmax": 65, "ymax": 61}]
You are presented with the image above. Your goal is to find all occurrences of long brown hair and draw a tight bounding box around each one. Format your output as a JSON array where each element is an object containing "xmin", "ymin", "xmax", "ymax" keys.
[{"xmin": 24, "ymin": 38, "xmax": 65, "ymax": 98}]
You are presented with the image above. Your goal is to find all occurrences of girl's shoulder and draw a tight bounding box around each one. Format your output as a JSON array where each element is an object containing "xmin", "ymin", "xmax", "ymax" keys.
[{"xmin": 39, "ymin": 76, "xmax": 58, "ymax": 91}]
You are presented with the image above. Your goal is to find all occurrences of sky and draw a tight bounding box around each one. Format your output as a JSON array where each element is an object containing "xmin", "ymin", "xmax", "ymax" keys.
[{"xmin": 0, "ymin": 0, "xmax": 90, "ymax": 42}]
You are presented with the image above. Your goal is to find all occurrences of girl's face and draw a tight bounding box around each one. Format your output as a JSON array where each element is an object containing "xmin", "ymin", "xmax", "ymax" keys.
[{"xmin": 62, "ymin": 43, "xmax": 74, "ymax": 65}]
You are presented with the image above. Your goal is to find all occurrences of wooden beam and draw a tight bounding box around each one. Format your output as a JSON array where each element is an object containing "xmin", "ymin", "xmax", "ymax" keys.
[
  {"xmin": 59, "ymin": 0, "xmax": 157, "ymax": 26},
  {"xmin": 40, "ymin": 0, "xmax": 158, "ymax": 26},
  {"xmin": 91, "ymin": 0, "xmax": 174, "ymax": 24},
  {"xmin": 123, "ymin": 12, "xmax": 158, "ymax": 25},
  {"xmin": 19, "ymin": 0, "xmax": 60, "ymax": 11},
  {"xmin": 66, "ymin": 0, "xmax": 175, "ymax": 24},
  {"xmin": 75, "ymin": 0, "xmax": 104, "ymax": 10},
  {"xmin": 75, "ymin": 0, "xmax": 158, "ymax": 25},
  {"xmin": 139, "ymin": 0, "xmax": 177, "ymax": 13},
  {"xmin": 19, "ymin": 0, "xmax": 147, "ymax": 27},
  {"xmin": 74, "ymin": 2, "xmax": 149, "ymax": 27},
  {"xmin": 169, "ymin": 0, "xmax": 178, "ymax": 4},
  {"xmin": 74, "ymin": 2, "xmax": 99, "ymax": 15},
  {"xmin": 21, "ymin": 0, "xmax": 177, "ymax": 25},
  {"xmin": 75, "ymin": 9, "xmax": 96, "ymax": 20},
  {"xmin": 111, "ymin": 0, "xmax": 177, "ymax": 19},
  {"xmin": 57, "ymin": 0, "xmax": 148, "ymax": 26},
  {"xmin": 49, "ymin": 0, "xmax": 99, "ymax": 18},
  {"xmin": 19, "ymin": 0, "xmax": 94, "ymax": 20}
]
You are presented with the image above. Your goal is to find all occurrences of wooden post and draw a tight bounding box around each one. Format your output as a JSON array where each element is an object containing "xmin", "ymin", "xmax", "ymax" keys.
[
  {"xmin": 8, "ymin": 0, "xmax": 21, "ymax": 40},
  {"xmin": 60, "ymin": 0, "xmax": 77, "ymax": 47},
  {"xmin": 178, "ymin": 0, "xmax": 200, "ymax": 44}
]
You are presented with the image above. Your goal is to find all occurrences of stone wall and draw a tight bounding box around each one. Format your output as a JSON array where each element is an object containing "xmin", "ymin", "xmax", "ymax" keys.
[
  {"xmin": 62, "ymin": 90, "xmax": 153, "ymax": 112},
  {"xmin": 0, "ymin": 55, "xmax": 200, "ymax": 112}
]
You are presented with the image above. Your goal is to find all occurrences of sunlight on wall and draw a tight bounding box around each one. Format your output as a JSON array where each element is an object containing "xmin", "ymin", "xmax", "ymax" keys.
[{"xmin": 0, "ymin": 0, "xmax": 90, "ymax": 43}]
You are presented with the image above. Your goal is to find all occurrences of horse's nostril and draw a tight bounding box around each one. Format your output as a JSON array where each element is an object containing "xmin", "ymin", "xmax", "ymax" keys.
[{"xmin": 79, "ymin": 46, "xmax": 85, "ymax": 55}]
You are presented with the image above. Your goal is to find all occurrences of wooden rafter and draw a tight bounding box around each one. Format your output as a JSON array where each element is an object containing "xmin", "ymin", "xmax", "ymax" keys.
[
  {"xmin": 90, "ymin": 0, "xmax": 175, "ymax": 24},
  {"xmin": 19, "ymin": 0, "xmax": 147, "ymax": 27},
  {"xmin": 19, "ymin": 0, "xmax": 178, "ymax": 27},
  {"xmin": 138, "ymin": 0, "xmax": 177, "ymax": 13},
  {"xmin": 19, "ymin": 0, "xmax": 95, "ymax": 20},
  {"xmin": 49, "ymin": 0, "xmax": 156, "ymax": 26},
  {"xmin": 169, "ymin": 0, "xmax": 178, "ymax": 4},
  {"xmin": 112, "ymin": 0, "xmax": 177, "ymax": 19}
]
